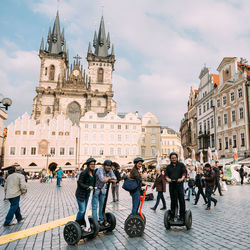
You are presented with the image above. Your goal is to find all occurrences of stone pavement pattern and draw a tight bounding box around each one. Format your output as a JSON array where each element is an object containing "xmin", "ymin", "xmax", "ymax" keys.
[{"xmin": 0, "ymin": 179, "xmax": 250, "ymax": 249}]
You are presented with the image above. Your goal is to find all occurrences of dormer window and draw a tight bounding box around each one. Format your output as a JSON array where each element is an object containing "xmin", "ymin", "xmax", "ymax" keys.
[
  {"xmin": 225, "ymin": 69, "xmax": 229, "ymax": 77},
  {"xmin": 98, "ymin": 68, "xmax": 104, "ymax": 82}
]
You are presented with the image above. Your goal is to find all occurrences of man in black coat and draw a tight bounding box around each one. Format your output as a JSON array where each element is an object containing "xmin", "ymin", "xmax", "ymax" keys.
[
  {"xmin": 165, "ymin": 152, "xmax": 186, "ymax": 221},
  {"xmin": 213, "ymin": 161, "xmax": 223, "ymax": 196},
  {"xmin": 240, "ymin": 165, "xmax": 245, "ymax": 185},
  {"xmin": 193, "ymin": 167, "xmax": 207, "ymax": 205}
]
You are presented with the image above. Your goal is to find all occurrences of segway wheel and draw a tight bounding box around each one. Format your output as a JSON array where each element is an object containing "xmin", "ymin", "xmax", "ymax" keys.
[
  {"xmin": 87, "ymin": 217, "xmax": 100, "ymax": 239},
  {"xmin": 63, "ymin": 221, "xmax": 81, "ymax": 245},
  {"xmin": 106, "ymin": 212, "xmax": 116, "ymax": 232},
  {"xmin": 185, "ymin": 210, "xmax": 192, "ymax": 230},
  {"xmin": 164, "ymin": 210, "xmax": 171, "ymax": 230},
  {"xmin": 124, "ymin": 215, "xmax": 145, "ymax": 237}
]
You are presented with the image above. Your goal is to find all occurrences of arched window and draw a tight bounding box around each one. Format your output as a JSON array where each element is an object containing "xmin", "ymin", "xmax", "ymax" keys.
[
  {"xmin": 49, "ymin": 65, "xmax": 55, "ymax": 80},
  {"xmin": 45, "ymin": 107, "xmax": 51, "ymax": 114},
  {"xmin": 98, "ymin": 68, "xmax": 104, "ymax": 82},
  {"xmin": 45, "ymin": 67, "xmax": 48, "ymax": 76}
]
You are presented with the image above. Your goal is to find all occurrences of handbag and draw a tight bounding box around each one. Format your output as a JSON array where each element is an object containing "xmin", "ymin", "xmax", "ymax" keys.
[
  {"xmin": 122, "ymin": 178, "xmax": 140, "ymax": 192},
  {"xmin": 188, "ymin": 179, "xmax": 195, "ymax": 188}
]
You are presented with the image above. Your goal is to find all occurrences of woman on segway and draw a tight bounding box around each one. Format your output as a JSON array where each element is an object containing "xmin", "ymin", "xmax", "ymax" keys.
[
  {"xmin": 75, "ymin": 158, "xmax": 96, "ymax": 226},
  {"xmin": 129, "ymin": 157, "xmax": 145, "ymax": 215}
]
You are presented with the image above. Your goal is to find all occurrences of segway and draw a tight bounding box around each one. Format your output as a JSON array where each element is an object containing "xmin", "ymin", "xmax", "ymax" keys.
[
  {"xmin": 97, "ymin": 180, "xmax": 116, "ymax": 233},
  {"xmin": 63, "ymin": 188, "xmax": 99, "ymax": 245},
  {"xmin": 124, "ymin": 185, "xmax": 148, "ymax": 237},
  {"xmin": 164, "ymin": 180, "xmax": 192, "ymax": 230}
]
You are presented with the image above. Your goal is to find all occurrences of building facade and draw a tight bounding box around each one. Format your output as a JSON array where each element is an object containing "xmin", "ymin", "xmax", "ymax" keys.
[{"xmin": 196, "ymin": 67, "xmax": 219, "ymax": 161}]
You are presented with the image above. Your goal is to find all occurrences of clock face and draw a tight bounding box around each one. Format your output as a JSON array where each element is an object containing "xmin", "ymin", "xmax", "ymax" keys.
[{"xmin": 73, "ymin": 70, "xmax": 80, "ymax": 76}]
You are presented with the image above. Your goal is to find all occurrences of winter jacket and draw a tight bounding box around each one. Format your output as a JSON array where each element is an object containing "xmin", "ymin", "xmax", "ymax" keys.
[
  {"xmin": 204, "ymin": 170, "xmax": 216, "ymax": 188},
  {"xmin": 75, "ymin": 169, "xmax": 96, "ymax": 201},
  {"xmin": 152, "ymin": 174, "xmax": 166, "ymax": 192},
  {"xmin": 4, "ymin": 173, "xmax": 27, "ymax": 199}
]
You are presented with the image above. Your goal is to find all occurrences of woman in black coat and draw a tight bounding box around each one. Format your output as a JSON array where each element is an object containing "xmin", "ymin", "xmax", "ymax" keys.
[{"xmin": 75, "ymin": 158, "xmax": 96, "ymax": 224}]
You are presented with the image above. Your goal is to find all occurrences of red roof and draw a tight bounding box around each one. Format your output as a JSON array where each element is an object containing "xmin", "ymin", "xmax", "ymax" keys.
[
  {"xmin": 210, "ymin": 74, "xmax": 219, "ymax": 86},
  {"xmin": 194, "ymin": 89, "xmax": 198, "ymax": 94},
  {"xmin": 237, "ymin": 61, "xmax": 250, "ymax": 78}
]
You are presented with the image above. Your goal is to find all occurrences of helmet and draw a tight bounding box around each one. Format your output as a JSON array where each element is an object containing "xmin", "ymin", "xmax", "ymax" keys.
[
  {"xmin": 103, "ymin": 160, "xmax": 112, "ymax": 166},
  {"xmin": 133, "ymin": 157, "xmax": 144, "ymax": 164},
  {"xmin": 85, "ymin": 158, "xmax": 96, "ymax": 165}
]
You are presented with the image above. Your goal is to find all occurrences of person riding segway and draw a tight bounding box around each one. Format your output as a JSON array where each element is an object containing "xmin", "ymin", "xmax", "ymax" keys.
[
  {"xmin": 123, "ymin": 157, "xmax": 148, "ymax": 237},
  {"xmin": 164, "ymin": 152, "xmax": 192, "ymax": 230},
  {"xmin": 63, "ymin": 158, "xmax": 99, "ymax": 245}
]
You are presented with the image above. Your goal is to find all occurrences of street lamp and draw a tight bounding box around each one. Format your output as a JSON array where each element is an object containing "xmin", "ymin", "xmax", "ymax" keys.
[
  {"xmin": 0, "ymin": 98, "xmax": 12, "ymax": 111},
  {"xmin": 42, "ymin": 154, "xmax": 54, "ymax": 173}
]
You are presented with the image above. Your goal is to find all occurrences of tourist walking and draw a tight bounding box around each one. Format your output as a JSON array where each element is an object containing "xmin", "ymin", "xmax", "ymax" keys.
[
  {"xmin": 193, "ymin": 167, "xmax": 207, "ymax": 205},
  {"xmin": 186, "ymin": 166, "xmax": 197, "ymax": 201},
  {"xmin": 92, "ymin": 160, "xmax": 116, "ymax": 225},
  {"xmin": 202, "ymin": 163, "xmax": 217, "ymax": 210},
  {"xmin": 3, "ymin": 166, "xmax": 27, "ymax": 226},
  {"xmin": 151, "ymin": 168, "xmax": 166, "ymax": 210},
  {"xmin": 111, "ymin": 164, "xmax": 120, "ymax": 202},
  {"xmin": 213, "ymin": 161, "xmax": 223, "ymax": 196},
  {"xmin": 56, "ymin": 167, "xmax": 64, "ymax": 187},
  {"xmin": 240, "ymin": 164, "xmax": 245, "ymax": 185}
]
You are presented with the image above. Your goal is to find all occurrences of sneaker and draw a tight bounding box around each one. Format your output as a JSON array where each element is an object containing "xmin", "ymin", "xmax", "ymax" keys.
[
  {"xmin": 205, "ymin": 207, "xmax": 211, "ymax": 210},
  {"xmin": 185, "ymin": 198, "xmax": 190, "ymax": 201},
  {"xmin": 193, "ymin": 203, "xmax": 197, "ymax": 205},
  {"xmin": 160, "ymin": 207, "xmax": 166, "ymax": 210},
  {"xmin": 3, "ymin": 222, "xmax": 15, "ymax": 226},
  {"xmin": 18, "ymin": 218, "xmax": 25, "ymax": 223},
  {"xmin": 150, "ymin": 207, "xmax": 156, "ymax": 211}
]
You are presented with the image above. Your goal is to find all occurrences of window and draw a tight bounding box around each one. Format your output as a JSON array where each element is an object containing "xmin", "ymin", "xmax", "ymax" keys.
[
  {"xmin": 133, "ymin": 147, "xmax": 137, "ymax": 155},
  {"xmin": 45, "ymin": 67, "xmax": 47, "ymax": 75},
  {"xmin": 207, "ymin": 120, "xmax": 210, "ymax": 130},
  {"xmin": 29, "ymin": 131, "xmax": 34, "ymax": 135},
  {"xmin": 219, "ymin": 139, "xmax": 222, "ymax": 150},
  {"xmin": 93, "ymin": 124, "xmax": 96, "ymax": 129},
  {"xmin": 207, "ymin": 102, "xmax": 209, "ymax": 110},
  {"xmin": 31, "ymin": 147, "xmax": 36, "ymax": 155},
  {"xmin": 151, "ymin": 128, "xmax": 156, "ymax": 133},
  {"xmin": 225, "ymin": 137, "xmax": 228, "ymax": 149},
  {"xmin": 125, "ymin": 147, "xmax": 129, "ymax": 155},
  {"xmin": 223, "ymin": 96, "xmax": 226, "ymax": 105},
  {"xmin": 49, "ymin": 65, "xmax": 55, "ymax": 80},
  {"xmin": 218, "ymin": 116, "xmax": 221, "ymax": 126},
  {"xmin": 199, "ymin": 107, "xmax": 201, "ymax": 116},
  {"xmin": 23, "ymin": 131, "xmax": 27, "ymax": 135},
  {"xmin": 211, "ymin": 117, "xmax": 214, "ymax": 129},
  {"xmin": 50, "ymin": 147, "xmax": 55, "ymax": 155},
  {"xmin": 238, "ymin": 88, "xmax": 242, "ymax": 98},
  {"xmin": 203, "ymin": 121, "xmax": 206, "ymax": 133},
  {"xmin": 239, "ymin": 108, "xmax": 244, "ymax": 119},
  {"xmin": 233, "ymin": 135, "xmax": 237, "ymax": 148},
  {"xmin": 69, "ymin": 147, "xmax": 74, "ymax": 155},
  {"xmin": 110, "ymin": 147, "xmax": 114, "ymax": 155},
  {"xmin": 21, "ymin": 147, "xmax": 26, "ymax": 155},
  {"xmin": 141, "ymin": 147, "xmax": 145, "ymax": 156},
  {"xmin": 15, "ymin": 131, "xmax": 21, "ymax": 135},
  {"xmin": 199, "ymin": 123, "xmax": 202, "ymax": 132},
  {"xmin": 100, "ymin": 124, "xmax": 104, "ymax": 129},
  {"xmin": 85, "ymin": 124, "xmax": 88, "ymax": 129},
  {"xmin": 84, "ymin": 134, "xmax": 88, "ymax": 141},
  {"xmin": 151, "ymin": 147, "xmax": 156, "ymax": 156},
  {"xmin": 133, "ymin": 135, "xmax": 137, "ymax": 143},
  {"xmin": 118, "ymin": 125, "xmax": 121, "ymax": 129},
  {"xmin": 142, "ymin": 128, "xmax": 145, "ymax": 132},
  {"xmin": 118, "ymin": 134, "xmax": 121, "ymax": 142},
  {"xmin": 125, "ymin": 134, "xmax": 129, "ymax": 142},
  {"xmin": 92, "ymin": 147, "xmax": 96, "ymax": 156},
  {"xmin": 125, "ymin": 125, "xmax": 129, "ymax": 130},
  {"xmin": 60, "ymin": 148, "xmax": 65, "ymax": 155},
  {"xmin": 98, "ymin": 68, "xmax": 104, "ymax": 82},
  {"xmin": 210, "ymin": 99, "xmax": 213, "ymax": 108},
  {"xmin": 45, "ymin": 107, "xmax": 51, "ymax": 114},
  {"xmin": 118, "ymin": 148, "xmax": 122, "ymax": 155},
  {"xmin": 59, "ymin": 131, "xmax": 63, "ymax": 136},
  {"xmin": 51, "ymin": 131, "xmax": 56, "ymax": 136},
  {"xmin": 92, "ymin": 134, "xmax": 96, "ymax": 142},
  {"xmin": 230, "ymin": 92, "xmax": 234, "ymax": 102},
  {"xmin": 99, "ymin": 147, "xmax": 104, "ymax": 155},
  {"xmin": 241, "ymin": 133, "xmax": 245, "ymax": 146},
  {"xmin": 100, "ymin": 134, "xmax": 104, "ymax": 142},
  {"xmin": 110, "ymin": 134, "xmax": 114, "ymax": 142},
  {"xmin": 110, "ymin": 124, "xmax": 114, "ymax": 129},
  {"xmin": 224, "ymin": 114, "xmax": 228, "ymax": 125},
  {"xmin": 84, "ymin": 147, "xmax": 88, "ymax": 155},
  {"xmin": 141, "ymin": 137, "xmax": 145, "ymax": 144},
  {"xmin": 232, "ymin": 110, "xmax": 236, "ymax": 122},
  {"xmin": 203, "ymin": 104, "xmax": 206, "ymax": 113},
  {"xmin": 133, "ymin": 125, "xmax": 136, "ymax": 130},
  {"xmin": 211, "ymin": 134, "xmax": 215, "ymax": 148},
  {"xmin": 217, "ymin": 99, "xmax": 220, "ymax": 108},
  {"xmin": 10, "ymin": 147, "xmax": 15, "ymax": 155},
  {"xmin": 151, "ymin": 136, "xmax": 156, "ymax": 144}
]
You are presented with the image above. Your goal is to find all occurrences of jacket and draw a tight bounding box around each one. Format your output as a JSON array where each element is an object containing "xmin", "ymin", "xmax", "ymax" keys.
[
  {"xmin": 130, "ymin": 166, "xmax": 142, "ymax": 188},
  {"xmin": 204, "ymin": 170, "xmax": 216, "ymax": 188},
  {"xmin": 195, "ymin": 173, "xmax": 205, "ymax": 188},
  {"xmin": 152, "ymin": 174, "xmax": 166, "ymax": 192},
  {"xmin": 4, "ymin": 173, "xmax": 27, "ymax": 199},
  {"xmin": 75, "ymin": 169, "xmax": 96, "ymax": 201}
]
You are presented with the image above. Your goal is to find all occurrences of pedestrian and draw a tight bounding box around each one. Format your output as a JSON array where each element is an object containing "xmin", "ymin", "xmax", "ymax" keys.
[
  {"xmin": 75, "ymin": 158, "xmax": 96, "ymax": 229},
  {"xmin": 186, "ymin": 165, "xmax": 197, "ymax": 201},
  {"xmin": 92, "ymin": 160, "xmax": 116, "ymax": 225},
  {"xmin": 111, "ymin": 164, "xmax": 120, "ymax": 202},
  {"xmin": 3, "ymin": 166, "xmax": 27, "ymax": 226},
  {"xmin": 48, "ymin": 174, "xmax": 53, "ymax": 183},
  {"xmin": 202, "ymin": 163, "xmax": 217, "ymax": 210},
  {"xmin": 56, "ymin": 167, "xmax": 64, "ymax": 187},
  {"xmin": 129, "ymin": 157, "xmax": 146, "ymax": 216},
  {"xmin": 151, "ymin": 168, "xmax": 166, "ymax": 210},
  {"xmin": 193, "ymin": 167, "xmax": 207, "ymax": 205},
  {"xmin": 240, "ymin": 164, "xmax": 245, "ymax": 185},
  {"xmin": 213, "ymin": 161, "xmax": 223, "ymax": 196},
  {"xmin": 165, "ymin": 152, "xmax": 186, "ymax": 221}
]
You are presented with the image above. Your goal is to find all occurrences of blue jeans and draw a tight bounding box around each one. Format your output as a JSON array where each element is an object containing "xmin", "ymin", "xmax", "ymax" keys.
[
  {"xmin": 153, "ymin": 191, "xmax": 166, "ymax": 209},
  {"xmin": 76, "ymin": 194, "xmax": 90, "ymax": 222},
  {"xmin": 205, "ymin": 186, "xmax": 217, "ymax": 208},
  {"xmin": 187, "ymin": 187, "xmax": 197, "ymax": 199},
  {"xmin": 57, "ymin": 178, "xmax": 62, "ymax": 186},
  {"xmin": 92, "ymin": 189, "xmax": 105, "ymax": 221},
  {"xmin": 4, "ymin": 196, "xmax": 22, "ymax": 225},
  {"xmin": 130, "ymin": 189, "xmax": 141, "ymax": 215}
]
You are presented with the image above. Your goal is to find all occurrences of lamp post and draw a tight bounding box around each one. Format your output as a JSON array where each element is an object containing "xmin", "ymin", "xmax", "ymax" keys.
[
  {"xmin": 42, "ymin": 154, "xmax": 54, "ymax": 173},
  {"xmin": 0, "ymin": 97, "xmax": 12, "ymax": 111}
]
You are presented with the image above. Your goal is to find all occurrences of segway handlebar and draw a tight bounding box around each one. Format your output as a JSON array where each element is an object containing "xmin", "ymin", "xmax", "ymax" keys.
[{"xmin": 139, "ymin": 184, "xmax": 148, "ymax": 220}]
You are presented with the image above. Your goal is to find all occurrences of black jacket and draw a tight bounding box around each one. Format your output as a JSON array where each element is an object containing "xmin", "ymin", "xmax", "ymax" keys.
[
  {"xmin": 114, "ymin": 169, "xmax": 121, "ymax": 183},
  {"xmin": 75, "ymin": 169, "xmax": 96, "ymax": 201},
  {"xmin": 195, "ymin": 173, "xmax": 205, "ymax": 188}
]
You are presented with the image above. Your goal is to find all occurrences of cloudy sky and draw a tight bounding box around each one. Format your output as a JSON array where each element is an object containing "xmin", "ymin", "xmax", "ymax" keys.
[{"xmin": 1, "ymin": 0, "xmax": 250, "ymax": 130}]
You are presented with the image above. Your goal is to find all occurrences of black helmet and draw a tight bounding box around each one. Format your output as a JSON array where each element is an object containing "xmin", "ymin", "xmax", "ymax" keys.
[
  {"xmin": 85, "ymin": 158, "xmax": 96, "ymax": 165},
  {"xmin": 103, "ymin": 160, "xmax": 112, "ymax": 166},
  {"xmin": 134, "ymin": 157, "xmax": 144, "ymax": 164}
]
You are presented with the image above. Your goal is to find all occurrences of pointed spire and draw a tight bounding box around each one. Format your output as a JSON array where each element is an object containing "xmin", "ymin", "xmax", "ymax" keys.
[
  {"xmin": 61, "ymin": 28, "xmax": 64, "ymax": 46},
  {"xmin": 63, "ymin": 40, "xmax": 66, "ymax": 53},
  {"xmin": 88, "ymin": 42, "xmax": 92, "ymax": 54},
  {"xmin": 47, "ymin": 27, "xmax": 51, "ymax": 43},
  {"xmin": 111, "ymin": 44, "xmax": 115, "ymax": 56},
  {"xmin": 93, "ymin": 31, "xmax": 97, "ymax": 48},
  {"xmin": 40, "ymin": 37, "xmax": 44, "ymax": 52},
  {"xmin": 107, "ymin": 32, "xmax": 110, "ymax": 49}
]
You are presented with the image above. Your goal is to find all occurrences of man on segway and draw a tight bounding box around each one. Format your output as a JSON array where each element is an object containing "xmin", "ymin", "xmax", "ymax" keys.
[{"xmin": 165, "ymin": 152, "xmax": 186, "ymax": 222}]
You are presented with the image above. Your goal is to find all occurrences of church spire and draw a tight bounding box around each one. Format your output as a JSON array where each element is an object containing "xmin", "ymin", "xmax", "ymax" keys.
[{"xmin": 40, "ymin": 37, "xmax": 44, "ymax": 52}]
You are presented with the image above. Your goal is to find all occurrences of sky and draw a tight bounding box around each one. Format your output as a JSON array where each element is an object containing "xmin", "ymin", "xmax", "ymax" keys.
[{"xmin": 2, "ymin": 0, "xmax": 250, "ymax": 131}]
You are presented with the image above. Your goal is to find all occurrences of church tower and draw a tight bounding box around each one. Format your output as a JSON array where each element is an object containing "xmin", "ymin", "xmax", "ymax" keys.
[{"xmin": 87, "ymin": 16, "xmax": 116, "ymax": 113}]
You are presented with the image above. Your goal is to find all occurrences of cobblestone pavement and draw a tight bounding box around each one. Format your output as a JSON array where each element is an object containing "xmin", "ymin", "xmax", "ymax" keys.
[{"xmin": 0, "ymin": 178, "xmax": 250, "ymax": 250}]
